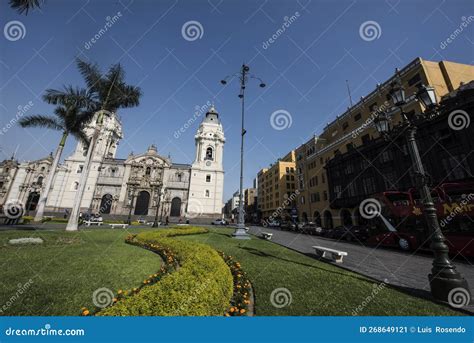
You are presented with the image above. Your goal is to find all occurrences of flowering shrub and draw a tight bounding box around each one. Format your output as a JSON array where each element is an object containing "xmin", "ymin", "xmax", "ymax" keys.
[
  {"xmin": 83, "ymin": 226, "xmax": 234, "ymax": 316},
  {"xmin": 220, "ymin": 252, "xmax": 253, "ymax": 316}
]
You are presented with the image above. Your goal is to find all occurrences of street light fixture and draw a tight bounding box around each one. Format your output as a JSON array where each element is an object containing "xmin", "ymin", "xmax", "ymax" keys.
[
  {"xmin": 375, "ymin": 75, "xmax": 470, "ymax": 304},
  {"xmin": 220, "ymin": 64, "xmax": 266, "ymax": 239}
]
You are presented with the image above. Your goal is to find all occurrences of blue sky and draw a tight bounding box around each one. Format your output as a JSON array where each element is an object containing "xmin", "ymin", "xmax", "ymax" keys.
[{"xmin": 0, "ymin": 0, "xmax": 473, "ymax": 200}]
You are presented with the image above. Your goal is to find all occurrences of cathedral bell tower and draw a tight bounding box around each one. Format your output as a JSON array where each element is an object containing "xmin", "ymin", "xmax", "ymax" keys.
[{"xmin": 187, "ymin": 106, "xmax": 225, "ymax": 218}]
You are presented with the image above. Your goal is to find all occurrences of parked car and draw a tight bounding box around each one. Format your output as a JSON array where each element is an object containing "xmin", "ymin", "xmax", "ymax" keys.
[
  {"xmin": 327, "ymin": 225, "xmax": 371, "ymax": 242},
  {"xmin": 267, "ymin": 220, "xmax": 280, "ymax": 227},
  {"xmin": 367, "ymin": 231, "xmax": 419, "ymax": 251},
  {"xmin": 211, "ymin": 218, "xmax": 228, "ymax": 225},
  {"xmin": 280, "ymin": 221, "xmax": 297, "ymax": 231}
]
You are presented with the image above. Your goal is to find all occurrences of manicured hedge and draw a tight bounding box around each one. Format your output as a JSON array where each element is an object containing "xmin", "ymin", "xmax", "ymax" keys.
[{"xmin": 98, "ymin": 227, "xmax": 233, "ymax": 316}]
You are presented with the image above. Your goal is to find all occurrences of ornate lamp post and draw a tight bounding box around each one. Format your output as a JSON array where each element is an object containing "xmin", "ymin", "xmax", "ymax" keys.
[
  {"xmin": 374, "ymin": 76, "xmax": 470, "ymax": 304},
  {"xmin": 126, "ymin": 185, "xmax": 136, "ymax": 225},
  {"xmin": 220, "ymin": 64, "xmax": 265, "ymax": 239},
  {"xmin": 152, "ymin": 185, "xmax": 163, "ymax": 227}
]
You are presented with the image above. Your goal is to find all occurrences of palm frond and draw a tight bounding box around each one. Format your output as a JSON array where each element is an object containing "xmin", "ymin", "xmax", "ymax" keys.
[
  {"xmin": 76, "ymin": 59, "xmax": 103, "ymax": 92},
  {"xmin": 71, "ymin": 128, "xmax": 90, "ymax": 148},
  {"xmin": 18, "ymin": 115, "xmax": 63, "ymax": 131},
  {"xmin": 9, "ymin": 0, "xmax": 43, "ymax": 15}
]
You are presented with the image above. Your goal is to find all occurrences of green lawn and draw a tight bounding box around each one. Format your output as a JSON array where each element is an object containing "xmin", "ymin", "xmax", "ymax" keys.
[
  {"xmin": 0, "ymin": 228, "xmax": 160, "ymax": 316},
  {"xmin": 178, "ymin": 228, "xmax": 461, "ymax": 316},
  {"xmin": 0, "ymin": 226, "xmax": 461, "ymax": 316}
]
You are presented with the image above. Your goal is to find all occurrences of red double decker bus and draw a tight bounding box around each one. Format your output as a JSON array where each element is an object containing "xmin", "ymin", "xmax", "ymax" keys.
[{"xmin": 366, "ymin": 181, "xmax": 474, "ymax": 259}]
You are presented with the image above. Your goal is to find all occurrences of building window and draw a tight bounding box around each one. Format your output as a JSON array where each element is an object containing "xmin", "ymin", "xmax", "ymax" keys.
[
  {"xmin": 323, "ymin": 191, "xmax": 328, "ymax": 201},
  {"xmin": 206, "ymin": 174, "xmax": 211, "ymax": 182},
  {"xmin": 300, "ymin": 196, "xmax": 305, "ymax": 204},
  {"xmin": 342, "ymin": 122, "xmax": 349, "ymax": 130},
  {"xmin": 361, "ymin": 134, "xmax": 371, "ymax": 144},
  {"xmin": 205, "ymin": 190, "xmax": 210, "ymax": 197},
  {"xmin": 346, "ymin": 143, "xmax": 355, "ymax": 151},
  {"xmin": 205, "ymin": 147, "xmax": 214, "ymax": 160},
  {"xmin": 37, "ymin": 176, "xmax": 43, "ymax": 186},
  {"xmin": 354, "ymin": 113, "xmax": 362, "ymax": 121},
  {"xmin": 408, "ymin": 73, "xmax": 421, "ymax": 87},
  {"xmin": 146, "ymin": 167, "xmax": 151, "ymax": 176},
  {"xmin": 72, "ymin": 181, "xmax": 79, "ymax": 190},
  {"xmin": 322, "ymin": 173, "xmax": 325, "ymax": 184},
  {"xmin": 77, "ymin": 165, "xmax": 83, "ymax": 173}
]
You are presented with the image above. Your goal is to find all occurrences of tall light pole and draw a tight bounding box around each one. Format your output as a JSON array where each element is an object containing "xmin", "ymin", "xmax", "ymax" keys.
[
  {"xmin": 373, "ymin": 75, "xmax": 470, "ymax": 304},
  {"xmin": 221, "ymin": 64, "xmax": 266, "ymax": 239}
]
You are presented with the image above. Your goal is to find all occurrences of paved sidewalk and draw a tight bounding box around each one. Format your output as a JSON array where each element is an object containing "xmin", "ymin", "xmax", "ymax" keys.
[{"xmin": 249, "ymin": 226, "xmax": 474, "ymax": 313}]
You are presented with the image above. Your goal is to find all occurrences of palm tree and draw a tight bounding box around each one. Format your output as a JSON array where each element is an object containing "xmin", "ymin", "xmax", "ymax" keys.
[
  {"xmin": 65, "ymin": 59, "xmax": 141, "ymax": 231},
  {"xmin": 19, "ymin": 86, "xmax": 95, "ymax": 222},
  {"xmin": 9, "ymin": 0, "xmax": 43, "ymax": 15}
]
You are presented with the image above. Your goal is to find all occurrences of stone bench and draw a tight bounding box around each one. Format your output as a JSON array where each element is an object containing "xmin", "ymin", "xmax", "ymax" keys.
[
  {"xmin": 261, "ymin": 232, "xmax": 273, "ymax": 240},
  {"xmin": 109, "ymin": 223, "xmax": 129, "ymax": 229},
  {"xmin": 84, "ymin": 220, "xmax": 103, "ymax": 227},
  {"xmin": 312, "ymin": 246, "xmax": 347, "ymax": 263}
]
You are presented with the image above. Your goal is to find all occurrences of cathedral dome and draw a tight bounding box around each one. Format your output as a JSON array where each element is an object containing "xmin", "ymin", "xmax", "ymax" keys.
[{"xmin": 203, "ymin": 105, "xmax": 220, "ymax": 124}]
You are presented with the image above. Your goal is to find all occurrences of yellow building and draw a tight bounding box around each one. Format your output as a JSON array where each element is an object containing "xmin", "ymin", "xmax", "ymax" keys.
[
  {"xmin": 257, "ymin": 150, "xmax": 297, "ymax": 220},
  {"xmin": 295, "ymin": 57, "xmax": 474, "ymax": 228}
]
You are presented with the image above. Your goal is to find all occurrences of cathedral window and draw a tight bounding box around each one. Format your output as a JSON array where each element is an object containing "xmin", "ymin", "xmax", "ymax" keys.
[
  {"xmin": 77, "ymin": 165, "xmax": 83, "ymax": 173},
  {"xmin": 205, "ymin": 190, "xmax": 210, "ymax": 197},
  {"xmin": 206, "ymin": 175, "xmax": 211, "ymax": 182},
  {"xmin": 37, "ymin": 176, "xmax": 43, "ymax": 186},
  {"xmin": 205, "ymin": 147, "xmax": 214, "ymax": 160},
  {"xmin": 72, "ymin": 181, "xmax": 79, "ymax": 190},
  {"xmin": 146, "ymin": 167, "xmax": 151, "ymax": 176}
]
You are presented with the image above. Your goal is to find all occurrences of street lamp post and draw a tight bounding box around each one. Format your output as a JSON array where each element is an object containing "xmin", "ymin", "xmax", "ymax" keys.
[
  {"xmin": 126, "ymin": 185, "xmax": 136, "ymax": 225},
  {"xmin": 221, "ymin": 64, "xmax": 265, "ymax": 239},
  {"xmin": 152, "ymin": 186, "xmax": 163, "ymax": 228},
  {"xmin": 374, "ymin": 76, "xmax": 470, "ymax": 303}
]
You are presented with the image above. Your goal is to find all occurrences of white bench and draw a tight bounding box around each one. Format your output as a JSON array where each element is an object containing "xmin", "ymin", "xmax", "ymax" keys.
[
  {"xmin": 261, "ymin": 232, "xmax": 273, "ymax": 240},
  {"xmin": 109, "ymin": 223, "xmax": 129, "ymax": 229},
  {"xmin": 84, "ymin": 220, "xmax": 103, "ymax": 227},
  {"xmin": 312, "ymin": 246, "xmax": 347, "ymax": 263}
]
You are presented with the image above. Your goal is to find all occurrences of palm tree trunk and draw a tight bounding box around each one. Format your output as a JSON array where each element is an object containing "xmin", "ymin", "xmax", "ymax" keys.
[
  {"xmin": 65, "ymin": 113, "xmax": 103, "ymax": 231},
  {"xmin": 34, "ymin": 132, "xmax": 68, "ymax": 222}
]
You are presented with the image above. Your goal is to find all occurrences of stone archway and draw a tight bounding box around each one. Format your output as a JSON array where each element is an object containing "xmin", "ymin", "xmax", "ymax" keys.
[
  {"xmin": 340, "ymin": 208, "xmax": 353, "ymax": 226},
  {"xmin": 323, "ymin": 210, "xmax": 333, "ymax": 229},
  {"xmin": 26, "ymin": 192, "xmax": 40, "ymax": 211},
  {"xmin": 134, "ymin": 191, "xmax": 150, "ymax": 215},
  {"xmin": 99, "ymin": 194, "xmax": 113, "ymax": 214},
  {"xmin": 314, "ymin": 211, "xmax": 322, "ymax": 227},
  {"xmin": 170, "ymin": 197, "xmax": 182, "ymax": 217}
]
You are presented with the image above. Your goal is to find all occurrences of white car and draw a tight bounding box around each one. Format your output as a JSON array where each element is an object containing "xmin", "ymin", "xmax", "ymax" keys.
[{"xmin": 211, "ymin": 219, "xmax": 228, "ymax": 225}]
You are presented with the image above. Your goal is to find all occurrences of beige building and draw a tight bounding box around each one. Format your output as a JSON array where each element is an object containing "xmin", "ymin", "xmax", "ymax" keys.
[
  {"xmin": 294, "ymin": 57, "xmax": 474, "ymax": 228},
  {"xmin": 257, "ymin": 151, "xmax": 297, "ymax": 220}
]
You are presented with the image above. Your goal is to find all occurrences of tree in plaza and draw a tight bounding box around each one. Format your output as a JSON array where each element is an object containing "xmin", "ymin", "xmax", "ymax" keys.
[
  {"xmin": 19, "ymin": 86, "xmax": 95, "ymax": 221},
  {"xmin": 65, "ymin": 59, "xmax": 142, "ymax": 231},
  {"xmin": 9, "ymin": 0, "xmax": 43, "ymax": 15}
]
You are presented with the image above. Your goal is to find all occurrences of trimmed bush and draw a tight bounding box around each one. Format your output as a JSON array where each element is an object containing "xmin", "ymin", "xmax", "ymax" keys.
[{"xmin": 98, "ymin": 227, "xmax": 233, "ymax": 316}]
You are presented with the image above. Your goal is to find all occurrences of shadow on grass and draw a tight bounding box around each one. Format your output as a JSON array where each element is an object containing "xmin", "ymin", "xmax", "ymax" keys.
[{"xmin": 239, "ymin": 246, "xmax": 374, "ymax": 285}]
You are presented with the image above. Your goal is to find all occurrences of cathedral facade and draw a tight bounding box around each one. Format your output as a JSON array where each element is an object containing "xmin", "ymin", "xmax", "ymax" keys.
[{"xmin": 0, "ymin": 106, "xmax": 225, "ymax": 221}]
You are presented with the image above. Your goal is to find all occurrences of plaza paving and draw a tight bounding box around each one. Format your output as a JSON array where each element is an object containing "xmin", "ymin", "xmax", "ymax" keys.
[{"xmin": 248, "ymin": 226, "xmax": 474, "ymax": 313}]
